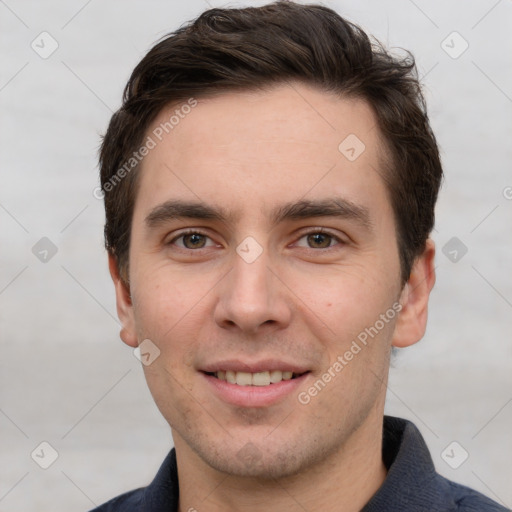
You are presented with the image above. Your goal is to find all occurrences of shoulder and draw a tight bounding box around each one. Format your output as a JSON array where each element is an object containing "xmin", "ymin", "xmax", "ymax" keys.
[
  {"xmin": 445, "ymin": 478, "xmax": 509, "ymax": 511},
  {"xmin": 370, "ymin": 417, "xmax": 509, "ymax": 512},
  {"xmin": 89, "ymin": 487, "xmax": 145, "ymax": 511},
  {"xmin": 88, "ymin": 448, "xmax": 178, "ymax": 512}
]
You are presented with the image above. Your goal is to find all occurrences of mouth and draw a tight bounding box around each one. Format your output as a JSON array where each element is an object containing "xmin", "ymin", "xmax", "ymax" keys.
[
  {"xmin": 200, "ymin": 363, "xmax": 311, "ymax": 407},
  {"xmin": 203, "ymin": 370, "xmax": 309, "ymax": 386}
]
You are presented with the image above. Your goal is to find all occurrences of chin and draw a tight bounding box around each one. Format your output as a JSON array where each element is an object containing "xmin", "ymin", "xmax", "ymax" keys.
[
  {"xmin": 207, "ymin": 449, "xmax": 302, "ymax": 479},
  {"xmin": 187, "ymin": 433, "xmax": 331, "ymax": 480}
]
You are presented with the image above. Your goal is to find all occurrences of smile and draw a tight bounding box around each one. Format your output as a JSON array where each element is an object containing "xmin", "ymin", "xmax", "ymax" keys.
[
  {"xmin": 206, "ymin": 370, "xmax": 307, "ymax": 386},
  {"xmin": 201, "ymin": 369, "xmax": 311, "ymax": 407}
]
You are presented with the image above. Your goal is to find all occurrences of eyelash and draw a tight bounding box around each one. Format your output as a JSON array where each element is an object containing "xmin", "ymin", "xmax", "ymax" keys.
[{"xmin": 167, "ymin": 228, "xmax": 345, "ymax": 251}]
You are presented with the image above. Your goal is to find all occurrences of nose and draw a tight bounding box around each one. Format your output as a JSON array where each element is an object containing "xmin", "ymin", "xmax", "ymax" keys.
[{"xmin": 214, "ymin": 248, "xmax": 292, "ymax": 335}]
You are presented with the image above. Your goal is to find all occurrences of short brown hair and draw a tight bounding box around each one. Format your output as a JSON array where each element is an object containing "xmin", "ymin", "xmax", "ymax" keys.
[{"xmin": 99, "ymin": 0, "xmax": 442, "ymax": 284}]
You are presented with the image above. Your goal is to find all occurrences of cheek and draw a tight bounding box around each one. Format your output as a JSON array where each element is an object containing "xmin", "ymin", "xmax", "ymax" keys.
[
  {"xmin": 134, "ymin": 273, "xmax": 209, "ymax": 416},
  {"xmin": 294, "ymin": 266, "xmax": 395, "ymax": 335},
  {"xmin": 132, "ymin": 261, "xmax": 207, "ymax": 330},
  {"xmin": 130, "ymin": 268, "xmax": 209, "ymax": 376},
  {"xmin": 301, "ymin": 274, "xmax": 395, "ymax": 415},
  {"xmin": 291, "ymin": 267, "xmax": 399, "ymax": 401}
]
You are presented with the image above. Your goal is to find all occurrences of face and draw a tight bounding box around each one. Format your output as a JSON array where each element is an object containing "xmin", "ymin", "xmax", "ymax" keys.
[{"xmin": 111, "ymin": 82, "xmax": 434, "ymax": 479}]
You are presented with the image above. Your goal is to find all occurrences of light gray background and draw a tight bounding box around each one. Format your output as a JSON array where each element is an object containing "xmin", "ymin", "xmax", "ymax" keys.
[{"xmin": 1, "ymin": 0, "xmax": 511, "ymax": 510}]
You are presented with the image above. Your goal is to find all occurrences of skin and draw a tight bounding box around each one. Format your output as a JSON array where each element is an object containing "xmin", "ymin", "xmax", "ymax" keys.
[{"xmin": 109, "ymin": 82, "xmax": 436, "ymax": 511}]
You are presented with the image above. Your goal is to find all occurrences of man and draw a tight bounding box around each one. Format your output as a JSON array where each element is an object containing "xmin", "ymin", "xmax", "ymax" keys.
[{"xmin": 92, "ymin": 2, "xmax": 507, "ymax": 511}]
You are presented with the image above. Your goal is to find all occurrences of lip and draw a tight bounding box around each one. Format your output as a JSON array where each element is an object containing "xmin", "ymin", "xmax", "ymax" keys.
[
  {"xmin": 201, "ymin": 371, "xmax": 310, "ymax": 407},
  {"xmin": 200, "ymin": 359, "xmax": 310, "ymax": 374}
]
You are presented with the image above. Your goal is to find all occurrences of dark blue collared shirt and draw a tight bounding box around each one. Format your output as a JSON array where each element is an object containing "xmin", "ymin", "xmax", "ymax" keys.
[{"xmin": 91, "ymin": 416, "xmax": 509, "ymax": 511}]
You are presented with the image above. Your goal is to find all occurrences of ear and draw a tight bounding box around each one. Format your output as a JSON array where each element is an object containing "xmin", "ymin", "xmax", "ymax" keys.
[
  {"xmin": 392, "ymin": 238, "xmax": 436, "ymax": 348},
  {"xmin": 108, "ymin": 253, "xmax": 138, "ymax": 348}
]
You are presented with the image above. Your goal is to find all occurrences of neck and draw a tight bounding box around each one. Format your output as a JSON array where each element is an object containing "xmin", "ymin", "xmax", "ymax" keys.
[{"xmin": 175, "ymin": 412, "xmax": 387, "ymax": 512}]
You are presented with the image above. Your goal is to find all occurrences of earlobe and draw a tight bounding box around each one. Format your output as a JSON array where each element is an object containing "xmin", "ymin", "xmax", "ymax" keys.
[
  {"xmin": 392, "ymin": 239, "xmax": 436, "ymax": 348},
  {"xmin": 108, "ymin": 253, "xmax": 139, "ymax": 348}
]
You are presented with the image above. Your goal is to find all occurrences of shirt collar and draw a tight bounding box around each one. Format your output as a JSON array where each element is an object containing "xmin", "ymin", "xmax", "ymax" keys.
[
  {"xmin": 362, "ymin": 415, "xmax": 456, "ymax": 511},
  {"xmin": 143, "ymin": 415, "xmax": 456, "ymax": 511}
]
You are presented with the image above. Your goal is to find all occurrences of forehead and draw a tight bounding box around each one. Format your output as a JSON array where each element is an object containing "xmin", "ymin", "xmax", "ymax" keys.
[{"xmin": 134, "ymin": 82, "xmax": 391, "ymax": 224}]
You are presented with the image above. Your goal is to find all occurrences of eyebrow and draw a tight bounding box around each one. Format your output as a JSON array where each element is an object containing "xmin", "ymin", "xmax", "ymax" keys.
[{"xmin": 145, "ymin": 197, "xmax": 373, "ymax": 231}]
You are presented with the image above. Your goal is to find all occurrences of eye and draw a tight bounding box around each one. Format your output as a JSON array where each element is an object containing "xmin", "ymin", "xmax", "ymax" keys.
[
  {"xmin": 169, "ymin": 231, "xmax": 217, "ymax": 250},
  {"xmin": 294, "ymin": 230, "xmax": 343, "ymax": 249}
]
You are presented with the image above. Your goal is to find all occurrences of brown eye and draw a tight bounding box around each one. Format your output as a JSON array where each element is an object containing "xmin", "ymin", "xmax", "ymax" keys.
[
  {"xmin": 182, "ymin": 233, "xmax": 207, "ymax": 249},
  {"xmin": 169, "ymin": 231, "xmax": 215, "ymax": 250},
  {"xmin": 293, "ymin": 229, "xmax": 345, "ymax": 251},
  {"xmin": 306, "ymin": 232, "xmax": 334, "ymax": 248}
]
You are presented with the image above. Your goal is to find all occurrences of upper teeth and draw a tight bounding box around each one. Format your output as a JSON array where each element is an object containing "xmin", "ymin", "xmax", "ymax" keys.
[{"xmin": 215, "ymin": 370, "xmax": 295, "ymax": 386}]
